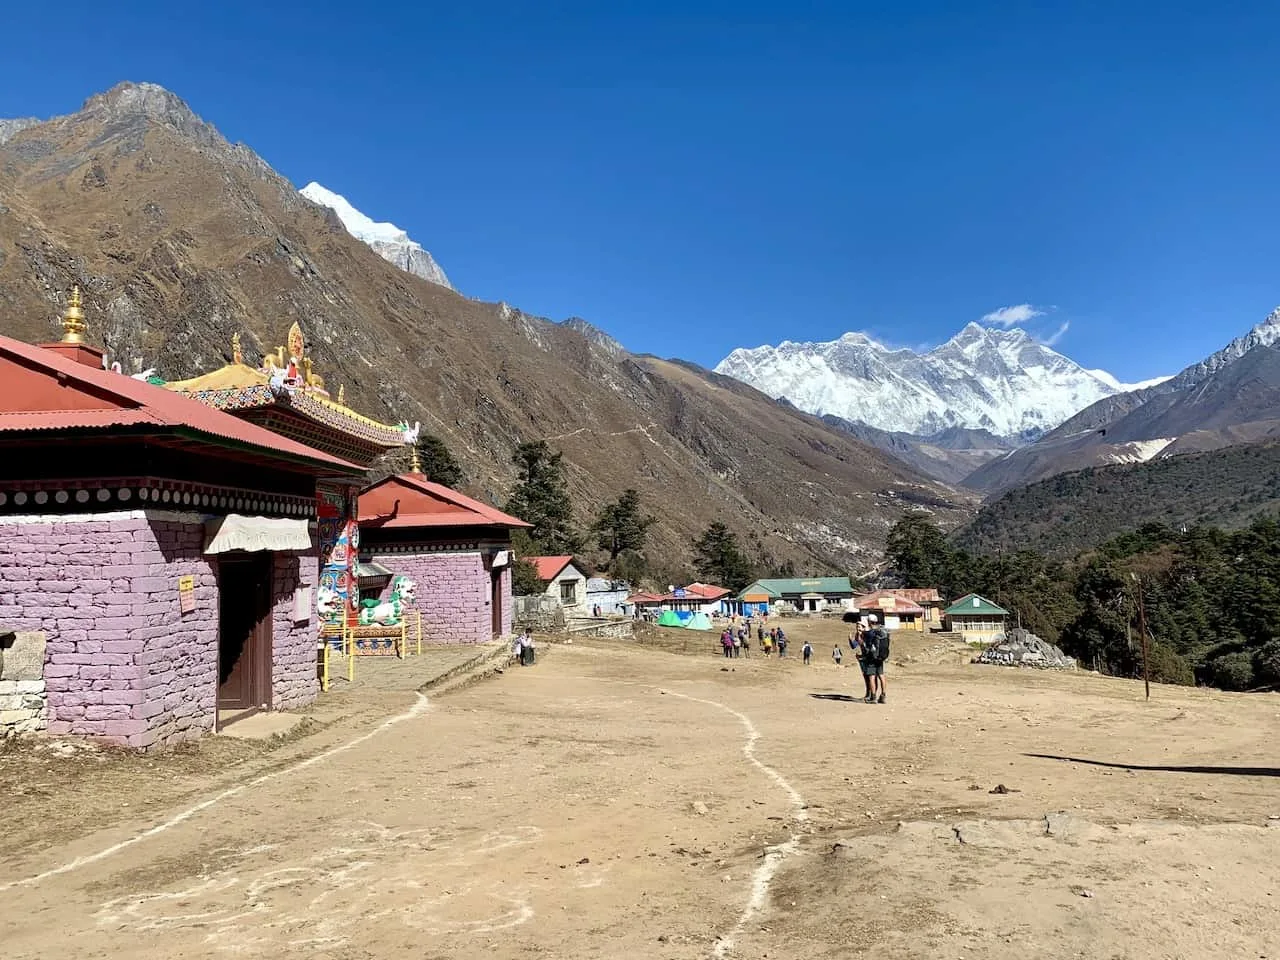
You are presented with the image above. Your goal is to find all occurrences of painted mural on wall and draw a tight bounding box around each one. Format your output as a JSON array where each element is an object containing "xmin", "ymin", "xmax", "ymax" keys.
[{"xmin": 317, "ymin": 484, "xmax": 358, "ymax": 632}]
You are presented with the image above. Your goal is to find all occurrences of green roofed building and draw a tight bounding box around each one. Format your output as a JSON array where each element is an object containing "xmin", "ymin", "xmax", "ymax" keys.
[
  {"xmin": 942, "ymin": 594, "xmax": 1010, "ymax": 644},
  {"xmin": 738, "ymin": 577, "xmax": 854, "ymax": 615}
]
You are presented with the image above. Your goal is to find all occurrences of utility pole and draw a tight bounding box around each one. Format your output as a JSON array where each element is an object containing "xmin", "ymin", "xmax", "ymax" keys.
[{"xmin": 1131, "ymin": 573, "xmax": 1151, "ymax": 700}]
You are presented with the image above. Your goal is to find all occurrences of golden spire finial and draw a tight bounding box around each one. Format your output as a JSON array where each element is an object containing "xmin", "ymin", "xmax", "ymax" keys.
[
  {"xmin": 337, "ymin": 384, "xmax": 346, "ymax": 405},
  {"xmin": 231, "ymin": 332, "xmax": 243, "ymax": 364},
  {"xmin": 61, "ymin": 285, "xmax": 87, "ymax": 344},
  {"xmin": 410, "ymin": 444, "xmax": 422, "ymax": 475}
]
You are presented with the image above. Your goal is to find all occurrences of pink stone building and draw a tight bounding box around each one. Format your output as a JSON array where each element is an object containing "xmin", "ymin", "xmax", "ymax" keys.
[
  {"xmin": 357, "ymin": 468, "xmax": 529, "ymax": 644},
  {"xmin": 0, "ymin": 304, "xmax": 364, "ymax": 747}
]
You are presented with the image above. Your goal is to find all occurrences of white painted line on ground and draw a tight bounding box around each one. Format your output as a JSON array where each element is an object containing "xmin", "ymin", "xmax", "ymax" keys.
[
  {"xmin": 521, "ymin": 671, "xmax": 808, "ymax": 958},
  {"xmin": 0, "ymin": 693, "xmax": 433, "ymax": 891},
  {"xmin": 660, "ymin": 690, "xmax": 808, "ymax": 959}
]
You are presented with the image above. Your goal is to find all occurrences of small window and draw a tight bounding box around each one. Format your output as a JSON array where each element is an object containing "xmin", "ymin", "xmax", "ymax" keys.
[{"xmin": 560, "ymin": 580, "xmax": 579, "ymax": 603}]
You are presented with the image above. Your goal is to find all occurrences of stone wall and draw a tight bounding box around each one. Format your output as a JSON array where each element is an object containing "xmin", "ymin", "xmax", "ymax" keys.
[
  {"xmin": 514, "ymin": 594, "xmax": 566, "ymax": 633},
  {"xmin": 367, "ymin": 550, "xmax": 502, "ymax": 644},
  {"xmin": 271, "ymin": 548, "xmax": 320, "ymax": 710},
  {"xmin": 0, "ymin": 509, "xmax": 321, "ymax": 749},
  {"xmin": 135, "ymin": 516, "xmax": 218, "ymax": 748},
  {"xmin": 0, "ymin": 630, "xmax": 47, "ymax": 736}
]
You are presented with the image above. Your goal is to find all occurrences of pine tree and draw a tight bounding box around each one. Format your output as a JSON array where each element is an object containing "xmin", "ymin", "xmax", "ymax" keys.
[
  {"xmin": 505, "ymin": 441, "xmax": 581, "ymax": 554},
  {"xmin": 415, "ymin": 434, "xmax": 463, "ymax": 488},
  {"xmin": 592, "ymin": 488, "xmax": 655, "ymax": 567},
  {"xmin": 692, "ymin": 521, "xmax": 753, "ymax": 592}
]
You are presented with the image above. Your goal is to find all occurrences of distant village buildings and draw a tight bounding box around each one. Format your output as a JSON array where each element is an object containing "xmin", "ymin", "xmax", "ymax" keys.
[{"xmin": 943, "ymin": 594, "xmax": 1010, "ymax": 644}]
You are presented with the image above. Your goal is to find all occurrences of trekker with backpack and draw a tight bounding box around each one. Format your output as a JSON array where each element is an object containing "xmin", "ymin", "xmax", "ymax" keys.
[{"xmin": 862, "ymin": 620, "xmax": 889, "ymax": 703}]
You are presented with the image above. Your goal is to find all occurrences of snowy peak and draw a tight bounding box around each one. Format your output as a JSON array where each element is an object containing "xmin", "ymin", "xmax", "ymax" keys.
[
  {"xmin": 300, "ymin": 182, "xmax": 452, "ymax": 289},
  {"xmin": 715, "ymin": 324, "xmax": 1142, "ymax": 440}
]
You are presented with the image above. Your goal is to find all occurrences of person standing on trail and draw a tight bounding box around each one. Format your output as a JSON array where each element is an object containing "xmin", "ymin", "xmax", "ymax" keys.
[
  {"xmin": 802, "ymin": 640, "xmax": 813, "ymax": 665},
  {"xmin": 512, "ymin": 632, "xmax": 523, "ymax": 665},
  {"xmin": 520, "ymin": 628, "xmax": 536, "ymax": 666},
  {"xmin": 850, "ymin": 621, "xmax": 863, "ymax": 654},
  {"xmin": 832, "ymin": 644, "xmax": 843, "ymax": 666},
  {"xmin": 721, "ymin": 631, "xmax": 734, "ymax": 658},
  {"xmin": 855, "ymin": 630, "xmax": 875, "ymax": 700},
  {"xmin": 741, "ymin": 630, "xmax": 750, "ymax": 656},
  {"xmin": 862, "ymin": 620, "xmax": 888, "ymax": 703},
  {"xmin": 732, "ymin": 630, "xmax": 742, "ymax": 658}
]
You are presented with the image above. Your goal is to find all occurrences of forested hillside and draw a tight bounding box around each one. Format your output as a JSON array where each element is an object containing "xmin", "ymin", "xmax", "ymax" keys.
[
  {"xmin": 954, "ymin": 442, "xmax": 1280, "ymax": 557},
  {"xmin": 888, "ymin": 512, "xmax": 1280, "ymax": 692}
]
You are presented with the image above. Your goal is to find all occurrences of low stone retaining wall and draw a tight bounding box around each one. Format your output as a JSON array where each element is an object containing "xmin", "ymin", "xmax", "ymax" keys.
[
  {"xmin": 566, "ymin": 619, "xmax": 633, "ymax": 639},
  {"xmin": 0, "ymin": 630, "xmax": 48, "ymax": 736},
  {"xmin": 514, "ymin": 595, "xmax": 565, "ymax": 633}
]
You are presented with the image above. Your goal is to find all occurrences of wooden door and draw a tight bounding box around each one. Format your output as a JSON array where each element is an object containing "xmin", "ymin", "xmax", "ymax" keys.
[
  {"xmin": 490, "ymin": 568, "xmax": 503, "ymax": 637},
  {"xmin": 218, "ymin": 554, "xmax": 273, "ymax": 713}
]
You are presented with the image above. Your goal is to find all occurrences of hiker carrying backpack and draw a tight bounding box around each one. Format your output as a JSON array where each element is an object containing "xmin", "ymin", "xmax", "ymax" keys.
[{"xmin": 867, "ymin": 625, "xmax": 890, "ymax": 663}]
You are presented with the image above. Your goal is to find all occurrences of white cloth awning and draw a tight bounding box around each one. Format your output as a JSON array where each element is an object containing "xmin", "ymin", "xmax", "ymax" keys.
[{"xmin": 203, "ymin": 515, "xmax": 313, "ymax": 555}]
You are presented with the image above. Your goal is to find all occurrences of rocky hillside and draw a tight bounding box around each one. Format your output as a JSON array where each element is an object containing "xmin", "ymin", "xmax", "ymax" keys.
[{"xmin": 0, "ymin": 82, "xmax": 972, "ymax": 574}]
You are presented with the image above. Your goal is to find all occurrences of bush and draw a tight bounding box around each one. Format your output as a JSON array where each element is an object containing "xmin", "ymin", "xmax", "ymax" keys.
[
  {"xmin": 1145, "ymin": 643, "xmax": 1194, "ymax": 686},
  {"xmin": 1252, "ymin": 639, "xmax": 1280, "ymax": 687},
  {"xmin": 1208, "ymin": 651, "xmax": 1255, "ymax": 691}
]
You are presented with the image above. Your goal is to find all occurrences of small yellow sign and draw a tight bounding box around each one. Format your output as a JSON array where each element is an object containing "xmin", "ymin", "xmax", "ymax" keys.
[{"xmin": 178, "ymin": 575, "xmax": 196, "ymax": 614}]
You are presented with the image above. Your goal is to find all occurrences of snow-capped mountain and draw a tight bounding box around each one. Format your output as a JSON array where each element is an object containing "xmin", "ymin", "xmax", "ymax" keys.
[
  {"xmin": 715, "ymin": 323, "xmax": 1144, "ymax": 440},
  {"xmin": 299, "ymin": 182, "xmax": 452, "ymax": 289}
]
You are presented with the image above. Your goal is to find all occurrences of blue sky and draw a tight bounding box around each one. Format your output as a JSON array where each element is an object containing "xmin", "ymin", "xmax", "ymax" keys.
[{"xmin": 3, "ymin": 1, "xmax": 1279, "ymax": 380}]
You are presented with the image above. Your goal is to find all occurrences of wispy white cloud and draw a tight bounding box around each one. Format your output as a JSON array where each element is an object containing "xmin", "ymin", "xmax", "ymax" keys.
[
  {"xmin": 980, "ymin": 303, "xmax": 1044, "ymax": 328},
  {"xmin": 1040, "ymin": 320, "xmax": 1070, "ymax": 346}
]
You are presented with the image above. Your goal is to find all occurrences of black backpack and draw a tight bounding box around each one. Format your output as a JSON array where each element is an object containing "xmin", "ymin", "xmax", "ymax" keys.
[{"xmin": 868, "ymin": 627, "xmax": 890, "ymax": 662}]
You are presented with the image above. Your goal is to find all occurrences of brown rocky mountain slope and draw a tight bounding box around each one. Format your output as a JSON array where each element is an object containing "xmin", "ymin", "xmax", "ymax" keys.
[{"xmin": 0, "ymin": 82, "xmax": 971, "ymax": 574}]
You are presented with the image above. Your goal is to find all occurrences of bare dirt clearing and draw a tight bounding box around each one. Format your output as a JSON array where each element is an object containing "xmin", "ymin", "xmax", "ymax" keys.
[{"xmin": 1, "ymin": 621, "xmax": 1278, "ymax": 959}]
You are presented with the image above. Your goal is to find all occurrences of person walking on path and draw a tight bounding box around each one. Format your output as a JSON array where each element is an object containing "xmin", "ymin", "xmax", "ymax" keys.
[
  {"xmin": 732, "ymin": 631, "xmax": 742, "ymax": 658},
  {"xmin": 519, "ymin": 628, "xmax": 536, "ymax": 666},
  {"xmin": 802, "ymin": 640, "xmax": 813, "ymax": 665},
  {"xmin": 741, "ymin": 630, "xmax": 750, "ymax": 656},
  {"xmin": 832, "ymin": 644, "xmax": 843, "ymax": 666},
  {"xmin": 512, "ymin": 632, "xmax": 523, "ymax": 666}
]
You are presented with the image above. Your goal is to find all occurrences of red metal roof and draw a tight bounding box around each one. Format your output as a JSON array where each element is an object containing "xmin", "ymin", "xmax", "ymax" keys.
[
  {"xmin": 854, "ymin": 590, "xmax": 925, "ymax": 615},
  {"xmin": 527, "ymin": 555, "xmax": 576, "ymax": 580},
  {"xmin": 0, "ymin": 335, "xmax": 362, "ymax": 474},
  {"xmin": 659, "ymin": 582, "xmax": 730, "ymax": 602},
  {"xmin": 358, "ymin": 473, "xmax": 531, "ymax": 529},
  {"xmin": 888, "ymin": 588, "xmax": 943, "ymax": 604},
  {"xmin": 627, "ymin": 592, "xmax": 665, "ymax": 604}
]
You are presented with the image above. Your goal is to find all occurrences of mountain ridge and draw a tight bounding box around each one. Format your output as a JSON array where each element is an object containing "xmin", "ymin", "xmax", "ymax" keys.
[
  {"xmin": 299, "ymin": 182, "xmax": 452, "ymax": 289},
  {"xmin": 715, "ymin": 322, "xmax": 1142, "ymax": 440},
  {"xmin": 964, "ymin": 307, "xmax": 1280, "ymax": 495}
]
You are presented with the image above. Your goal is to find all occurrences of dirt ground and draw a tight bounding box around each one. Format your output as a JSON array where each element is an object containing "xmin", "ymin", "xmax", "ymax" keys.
[{"xmin": 1, "ymin": 619, "xmax": 1278, "ymax": 959}]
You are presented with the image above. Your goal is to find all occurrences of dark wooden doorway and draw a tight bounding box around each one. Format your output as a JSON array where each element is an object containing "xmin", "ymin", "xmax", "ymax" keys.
[
  {"xmin": 490, "ymin": 568, "xmax": 503, "ymax": 637},
  {"xmin": 217, "ymin": 553, "xmax": 273, "ymax": 721}
]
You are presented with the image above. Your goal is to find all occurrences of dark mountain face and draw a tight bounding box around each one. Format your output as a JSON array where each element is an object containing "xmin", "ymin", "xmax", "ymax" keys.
[
  {"xmin": 0, "ymin": 82, "xmax": 971, "ymax": 573},
  {"xmin": 821, "ymin": 417, "xmax": 1014, "ymax": 486},
  {"xmin": 963, "ymin": 313, "xmax": 1280, "ymax": 497}
]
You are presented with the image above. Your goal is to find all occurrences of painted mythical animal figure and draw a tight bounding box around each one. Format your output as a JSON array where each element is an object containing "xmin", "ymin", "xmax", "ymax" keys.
[
  {"xmin": 388, "ymin": 575, "xmax": 417, "ymax": 605},
  {"xmin": 358, "ymin": 597, "xmax": 403, "ymax": 627},
  {"xmin": 316, "ymin": 586, "xmax": 340, "ymax": 619},
  {"xmin": 356, "ymin": 575, "xmax": 417, "ymax": 627}
]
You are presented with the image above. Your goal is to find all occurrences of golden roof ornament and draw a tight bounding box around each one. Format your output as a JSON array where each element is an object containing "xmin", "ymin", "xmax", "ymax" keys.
[
  {"xmin": 231, "ymin": 332, "xmax": 243, "ymax": 365},
  {"xmin": 337, "ymin": 384, "xmax": 346, "ymax": 405},
  {"xmin": 61, "ymin": 286, "xmax": 87, "ymax": 344},
  {"xmin": 410, "ymin": 444, "xmax": 423, "ymax": 475},
  {"xmin": 287, "ymin": 321, "xmax": 305, "ymax": 363}
]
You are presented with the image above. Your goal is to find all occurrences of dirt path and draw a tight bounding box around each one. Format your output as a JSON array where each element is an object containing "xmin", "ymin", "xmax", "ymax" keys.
[{"xmin": 1, "ymin": 626, "xmax": 1278, "ymax": 959}]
